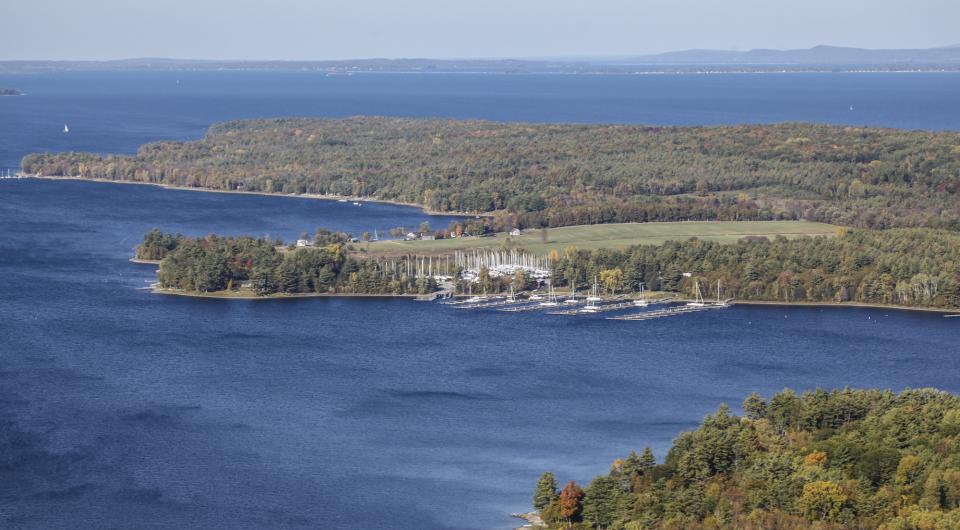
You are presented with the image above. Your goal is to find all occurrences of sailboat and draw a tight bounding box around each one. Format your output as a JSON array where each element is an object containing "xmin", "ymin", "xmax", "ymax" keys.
[
  {"xmin": 581, "ymin": 279, "xmax": 603, "ymax": 313},
  {"xmin": 633, "ymin": 282, "xmax": 648, "ymax": 307},
  {"xmin": 686, "ymin": 280, "xmax": 706, "ymax": 307},
  {"xmin": 586, "ymin": 276, "xmax": 602, "ymax": 302},
  {"xmin": 539, "ymin": 282, "xmax": 559, "ymax": 307},
  {"xmin": 63, "ymin": 123, "xmax": 69, "ymax": 133},
  {"xmin": 714, "ymin": 279, "xmax": 728, "ymax": 307},
  {"xmin": 563, "ymin": 280, "xmax": 578, "ymax": 304}
]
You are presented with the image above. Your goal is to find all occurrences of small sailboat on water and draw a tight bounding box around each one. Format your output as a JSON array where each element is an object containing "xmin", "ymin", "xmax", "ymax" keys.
[
  {"xmin": 563, "ymin": 280, "xmax": 578, "ymax": 304},
  {"xmin": 63, "ymin": 123, "xmax": 69, "ymax": 133},
  {"xmin": 586, "ymin": 276, "xmax": 602, "ymax": 303},
  {"xmin": 539, "ymin": 282, "xmax": 559, "ymax": 307},
  {"xmin": 686, "ymin": 279, "xmax": 706, "ymax": 307},
  {"xmin": 633, "ymin": 282, "xmax": 648, "ymax": 307}
]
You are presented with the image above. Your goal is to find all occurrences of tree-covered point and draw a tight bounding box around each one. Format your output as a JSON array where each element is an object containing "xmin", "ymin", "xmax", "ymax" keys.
[
  {"xmin": 21, "ymin": 117, "xmax": 960, "ymax": 231},
  {"xmin": 141, "ymin": 230, "xmax": 439, "ymax": 296},
  {"xmin": 552, "ymin": 228, "xmax": 960, "ymax": 309},
  {"xmin": 535, "ymin": 388, "xmax": 960, "ymax": 529}
]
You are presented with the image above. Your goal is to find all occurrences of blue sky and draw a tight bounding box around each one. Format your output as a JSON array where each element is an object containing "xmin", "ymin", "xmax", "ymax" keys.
[{"xmin": 4, "ymin": 0, "xmax": 958, "ymax": 60}]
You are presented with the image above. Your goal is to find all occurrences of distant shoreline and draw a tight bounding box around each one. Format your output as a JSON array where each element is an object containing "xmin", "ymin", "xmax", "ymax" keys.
[{"xmin": 27, "ymin": 175, "xmax": 482, "ymax": 218}]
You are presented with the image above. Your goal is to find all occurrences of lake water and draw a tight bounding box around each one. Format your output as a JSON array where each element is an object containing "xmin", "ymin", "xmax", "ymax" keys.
[
  {"xmin": 2, "ymin": 71, "xmax": 960, "ymax": 173},
  {"xmin": 1, "ymin": 72, "xmax": 959, "ymax": 529}
]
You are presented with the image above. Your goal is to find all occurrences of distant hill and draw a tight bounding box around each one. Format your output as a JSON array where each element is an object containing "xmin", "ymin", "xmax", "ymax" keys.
[{"xmin": 2, "ymin": 46, "xmax": 960, "ymax": 74}]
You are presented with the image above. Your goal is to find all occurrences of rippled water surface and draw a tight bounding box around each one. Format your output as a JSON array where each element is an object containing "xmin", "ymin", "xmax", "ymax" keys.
[{"xmin": 1, "ymin": 72, "xmax": 959, "ymax": 529}]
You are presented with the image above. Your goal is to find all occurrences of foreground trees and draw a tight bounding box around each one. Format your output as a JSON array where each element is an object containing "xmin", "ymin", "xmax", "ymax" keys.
[{"xmin": 534, "ymin": 388, "xmax": 960, "ymax": 529}]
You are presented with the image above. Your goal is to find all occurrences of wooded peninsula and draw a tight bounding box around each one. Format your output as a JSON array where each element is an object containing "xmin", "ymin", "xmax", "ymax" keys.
[
  {"xmin": 22, "ymin": 117, "xmax": 960, "ymax": 231},
  {"xmin": 531, "ymin": 387, "xmax": 960, "ymax": 529},
  {"xmin": 137, "ymin": 227, "xmax": 960, "ymax": 309}
]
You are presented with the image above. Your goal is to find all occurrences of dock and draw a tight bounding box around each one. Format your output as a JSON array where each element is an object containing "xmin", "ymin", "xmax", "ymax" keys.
[
  {"xmin": 498, "ymin": 301, "xmax": 579, "ymax": 312},
  {"xmin": 607, "ymin": 302, "xmax": 729, "ymax": 321},
  {"xmin": 548, "ymin": 297, "xmax": 673, "ymax": 315},
  {"xmin": 454, "ymin": 298, "xmax": 537, "ymax": 310}
]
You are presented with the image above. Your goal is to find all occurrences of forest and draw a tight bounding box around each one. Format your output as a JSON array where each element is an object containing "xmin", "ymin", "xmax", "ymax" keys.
[
  {"xmin": 551, "ymin": 228, "xmax": 960, "ymax": 310},
  {"xmin": 22, "ymin": 117, "xmax": 960, "ymax": 231},
  {"xmin": 531, "ymin": 387, "xmax": 960, "ymax": 529},
  {"xmin": 140, "ymin": 229, "xmax": 438, "ymax": 296}
]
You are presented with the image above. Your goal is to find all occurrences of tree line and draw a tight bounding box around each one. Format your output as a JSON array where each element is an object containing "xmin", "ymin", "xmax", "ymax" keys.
[
  {"xmin": 551, "ymin": 228, "xmax": 960, "ymax": 309},
  {"xmin": 22, "ymin": 117, "xmax": 960, "ymax": 231},
  {"xmin": 533, "ymin": 387, "xmax": 960, "ymax": 529},
  {"xmin": 141, "ymin": 229, "xmax": 439, "ymax": 296}
]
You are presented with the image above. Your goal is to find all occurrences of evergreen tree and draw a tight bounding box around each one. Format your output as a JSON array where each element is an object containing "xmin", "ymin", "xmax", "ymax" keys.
[
  {"xmin": 533, "ymin": 472, "xmax": 559, "ymax": 511},
  {"xmin": 582, "ymin": 475, "xmax": 618, "ymax": 529}
]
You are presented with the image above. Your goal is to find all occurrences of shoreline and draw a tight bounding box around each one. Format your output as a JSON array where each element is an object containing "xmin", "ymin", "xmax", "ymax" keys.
[
  {"xmin": 26, "ymin": 175, "xmax": 487, "ymax": 218},
  {"xmin": 129, "ymin": 257, "xmax": 161, "ymax": 265},
  {"xmin": 151, "ymin": 286, "xmax": 421, "ymax": 300},
  {"xmin": 731, "ymin": 299, "xmax": 960, "ymax": 315}
]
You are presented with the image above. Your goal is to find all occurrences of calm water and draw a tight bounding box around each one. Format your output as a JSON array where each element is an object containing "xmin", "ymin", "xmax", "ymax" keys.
[
  {"xmin": 2, "ymin": 71, "xmax": 960, "ymax": 172},
  {"xmin": 1, "ymin": 178, "xmax": 958, "ymax": 529},
  {"xmin": 1, "ymin": 73, "xmax": 959, "ymax": 529}
]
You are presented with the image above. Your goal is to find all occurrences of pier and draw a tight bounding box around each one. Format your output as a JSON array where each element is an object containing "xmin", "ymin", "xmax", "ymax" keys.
[
  {"xmin": 548, "ymin": 297, "xmax": 674, "ymax": 315},
  {"xmin": 607, "ymin": 302, "xmax": 730, "ymax": 321}
]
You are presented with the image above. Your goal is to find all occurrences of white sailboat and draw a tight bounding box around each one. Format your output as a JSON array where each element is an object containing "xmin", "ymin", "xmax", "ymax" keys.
[
  {"xmin": 63, "ymin": 123, "xmax": 69, "ymax": 133},
  {"xmin": 586, "ymin": 276, "xmax": 602, "ymax": 302},
  {"xmin": 539, "ymin": 282, "xmax": 559, "ymax": 307},
  {"xmin": 563, "ymin": 280, "xmax": 578, "ymax": 304},
  {"xmin": 686, "ymin": 280, "xmax": 706, "ymax": 307},
  {"xmin": 714, "ymin": 279, "xmax": 728, "ymax": 307},
  {"xmin": 633, "ymin": 282, "xmax": 648, "ymax": 307}
]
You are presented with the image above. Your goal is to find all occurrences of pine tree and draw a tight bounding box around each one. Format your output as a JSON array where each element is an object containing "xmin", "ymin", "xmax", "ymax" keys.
[
  {"xmin": 533, "ymin": 472, "xmax": 559, "ymax": 511},
  {"xmin": 582, "ymin": 476, "xmax": 618, "ymax": 529},
  {"xmin": 639, "ymin": 447, "xmax": 656, "ymax": 473}
]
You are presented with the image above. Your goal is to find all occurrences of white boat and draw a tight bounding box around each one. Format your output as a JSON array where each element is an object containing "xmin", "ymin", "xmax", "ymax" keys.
[
  {"xmin": 337, "ymin": 199, "xmax": 348, "ymax": 202},
  {"xmin": 63, "ymin": 123, "xmax": 69, "ymax": 133},
  {"xmin": 563, "ymin": 280, "xmax": 578, "ymax": 304},
  {"xmin": 586, "ymin": 277, "xmax": 602, "ymax": 302},
  {"xmin": 528, "ymin": 294, "xmax": 543, "ymax": 301},
  {"xmin": 539, "ymin": 283, "xmax": 559, "ymax": 306},
  {"xmin": 633, "ymin": 282, "xmax": 648, "ymax": 307},
  {"xmin": 352, "ymin": 202, "xmax": 361, "ymax": 206},
  {"xmin": 686, "ymin": 279, "xmax": 706, "ymax": 307}
]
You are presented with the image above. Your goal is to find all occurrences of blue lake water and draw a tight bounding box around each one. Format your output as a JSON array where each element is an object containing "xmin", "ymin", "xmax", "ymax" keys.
[
  {"xmin": 2, "ymin": 71, "xmax": 960, "ymax": 173},
  {"xmin": 0, "ymin": 72, "xmax": 959, "ymax": 529}
]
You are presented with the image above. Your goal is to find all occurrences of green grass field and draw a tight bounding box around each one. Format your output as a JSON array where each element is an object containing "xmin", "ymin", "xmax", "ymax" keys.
[{"xmin": 364, "ymin": 220, "xmax": 841, "ymax": 256}]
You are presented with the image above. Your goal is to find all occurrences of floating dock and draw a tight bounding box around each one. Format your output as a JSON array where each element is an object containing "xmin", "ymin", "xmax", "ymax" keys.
[
  {"xmin": 454, "ymin": 298, "xmax": 538, "ymax": 310},
  {"xmin": 548, "ymin": 297, "xmax": 673, "ymax": 315},
  {"xmin": 607, "ymin": 303, "xmax": 729, "ymax": 321}
]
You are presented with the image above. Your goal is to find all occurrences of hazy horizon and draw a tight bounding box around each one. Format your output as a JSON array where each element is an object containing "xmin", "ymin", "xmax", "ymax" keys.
[{"xmin": 4, "ymin": 0, "xmax": 958, "ymax": 61}]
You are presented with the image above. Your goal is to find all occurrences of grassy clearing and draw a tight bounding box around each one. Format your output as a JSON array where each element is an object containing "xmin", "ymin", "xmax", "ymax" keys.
[{"xmin": 363, "ymin": 220, "xmax": 841, "ymax": 256}]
